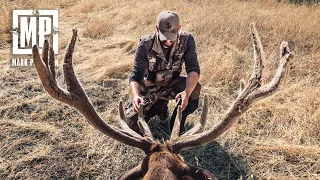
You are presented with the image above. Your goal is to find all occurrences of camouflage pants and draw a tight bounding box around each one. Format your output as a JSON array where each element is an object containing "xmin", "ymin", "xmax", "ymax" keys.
[{"xmin": 125, "ymin": 76, "xmax": 201, "ymax": 135}]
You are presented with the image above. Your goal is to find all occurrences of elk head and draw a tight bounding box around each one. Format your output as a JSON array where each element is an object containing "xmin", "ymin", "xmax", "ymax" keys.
[{"xmin": 32, "ymin": 24, "xmax": 294, "ymax": 180}]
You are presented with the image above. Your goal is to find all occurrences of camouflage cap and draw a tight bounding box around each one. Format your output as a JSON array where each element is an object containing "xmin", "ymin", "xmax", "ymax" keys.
[{"xmin": 157, "ymin": 11, "xmax": 180, "ymax": 41}]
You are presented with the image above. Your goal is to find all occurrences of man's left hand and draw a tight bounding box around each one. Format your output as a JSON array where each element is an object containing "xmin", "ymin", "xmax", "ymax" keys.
[{"xmin": 175, "ymin": 91, "xmax": 189, "ymax": 111}]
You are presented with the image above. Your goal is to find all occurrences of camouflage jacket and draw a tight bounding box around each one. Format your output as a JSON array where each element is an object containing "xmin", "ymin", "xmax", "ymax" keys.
[{"xmin": 129, "ymin": 31, "xmax": 200, "ymax": 94}]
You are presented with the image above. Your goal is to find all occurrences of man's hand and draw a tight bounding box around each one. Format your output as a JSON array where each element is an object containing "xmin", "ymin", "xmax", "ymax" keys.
[
  {"xmin": 176, "ymin": 71, "xmax": 199, "ymax": 112},
  {"xmin": 175, "ymin": 91, "xmax": 189, "ymax": 111},
  {"xmin": 133, "ymin": 95, "xmax": 144, "ymax": 112},
  {"xmin": 130, "ymin": 81, "xmax": 144, "ymax": 112}
]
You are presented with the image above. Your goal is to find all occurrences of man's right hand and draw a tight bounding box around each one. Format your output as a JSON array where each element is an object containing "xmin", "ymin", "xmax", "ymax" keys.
[
  {"xmin": 133, "ymin": 95, "xmax": 144, "ymax": 112},
  {"xmin": 130, "ymin": 81, "xmax": 144, "ymax": 112}
]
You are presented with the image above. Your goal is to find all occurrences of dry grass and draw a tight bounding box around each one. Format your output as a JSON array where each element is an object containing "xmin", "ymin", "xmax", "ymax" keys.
[{"xmin": 1, "ymin": 0, "xmax": 319, "ymax": 179}]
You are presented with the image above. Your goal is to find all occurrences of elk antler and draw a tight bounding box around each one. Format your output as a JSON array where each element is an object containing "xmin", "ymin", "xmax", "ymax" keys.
[
  {"xmin": 182, "ymin": 95, "xmax": 208, "ymax": 137},
  {"xmin": 170, "ymin": 95, "xmax": 208, "ymax": 141},
  {"xmin": 33, "ymin": 29, "xmax": 155, "ymax": 152},
  {"xmin": 169, "ymin": 23, "xmax": 294, "ymax": 153}
]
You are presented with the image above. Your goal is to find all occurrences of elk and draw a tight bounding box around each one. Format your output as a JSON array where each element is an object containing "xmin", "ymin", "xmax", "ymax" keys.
[{"xmin": 32, "ymin": 24, "xmax": 294, "ymax": 180}]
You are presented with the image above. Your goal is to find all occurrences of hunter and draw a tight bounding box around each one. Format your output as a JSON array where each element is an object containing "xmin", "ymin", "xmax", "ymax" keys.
[{"xmin": 125, "ymin": 10, "xmax": 201, "ymax": 135}]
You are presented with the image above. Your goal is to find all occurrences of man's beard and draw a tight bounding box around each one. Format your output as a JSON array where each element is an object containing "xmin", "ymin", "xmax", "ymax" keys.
[
  {"xmin": 162, "ymin": 44, "xmax": 171, "ymax": 48},
  {"xmin": 161, "ymin": 41, "xmax": 173, "ymax": 49}
]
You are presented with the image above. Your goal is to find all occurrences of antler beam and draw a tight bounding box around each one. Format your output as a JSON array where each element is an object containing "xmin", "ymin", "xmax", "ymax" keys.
[
  {"xmin": 33, "ymin": 29, "xmax": 155, "ymax": 152},
  {"xmin": 169, "ymin": 23, "xmax": 294, "ymax": 153}
]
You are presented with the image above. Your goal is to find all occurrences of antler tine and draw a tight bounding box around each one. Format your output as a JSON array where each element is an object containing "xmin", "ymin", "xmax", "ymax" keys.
[
  {"xmin": 33, "ymin": 29, "xmax": 155, "ymax": 152},
  {"xmin": 182, "ymin": 95, "xmax": 208, "ymax": 137},
  {"xmin": 42, "ymin": 40, "xmax": 49, "ymax": 67},
  {"xmin": 48, "ymin": 46, "xmax": 57, "ymax": 86},
  {"xmin": 119, "ymin": 100, "xmax": 127, "ymax": 121},
  {"xmin": 251, "ymin": 41, "xmax": 294, "ymax": 99},
  {"xmin": 169, "ymin": 24, "xmax": 294, "ymax": 153},
  {"xmin": 117, "ymin": 101, "xmax": 142, "ymax": 137},
  {"xmin": 63, "ymin": 29, "xmax": 82, "ymax": 93},
  {"xmin": 137, "ymin": 108, "xmax": 153, "ymax": 138},
  {"xmin": 33, "ymin": 41, "xmax": 70, "ymax": 103},
  {"xmin": 250, "ymin": 23, "xmax": 266, "ymax": 83},
  {"xmin": 170, "ymin": 105, "xmax": 182, "ymax": 140}
]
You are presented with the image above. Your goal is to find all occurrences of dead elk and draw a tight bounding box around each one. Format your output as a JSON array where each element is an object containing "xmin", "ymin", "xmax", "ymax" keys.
[{"xmin": 32, "ymin": 24, "xmax": 294, "ymax": 180}]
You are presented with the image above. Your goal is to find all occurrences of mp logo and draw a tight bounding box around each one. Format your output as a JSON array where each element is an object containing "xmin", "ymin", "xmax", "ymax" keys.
[{"xmin": 12, "ymin": 10, "xmax": 59, "ymax": 55}]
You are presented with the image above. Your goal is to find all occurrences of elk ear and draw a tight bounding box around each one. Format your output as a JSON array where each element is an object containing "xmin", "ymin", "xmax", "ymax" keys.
[
  {"xmin": 118, "ymin": 163, "xmax": 142, "ymax": 180},
  {"xmin": 182, "ymin": 165, "xmax": 216, "ymax": 180}
]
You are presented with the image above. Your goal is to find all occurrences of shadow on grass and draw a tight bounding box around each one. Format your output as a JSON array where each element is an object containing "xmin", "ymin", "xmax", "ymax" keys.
[{"xmin": 148, "ymin": 117, "xmax": 255, "ymax": 180}]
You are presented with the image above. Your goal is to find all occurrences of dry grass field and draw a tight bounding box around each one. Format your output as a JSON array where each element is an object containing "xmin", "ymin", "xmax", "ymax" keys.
[{"xmin": 0, "ymin": 0, "xmax": 319, "ymax": 179}]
